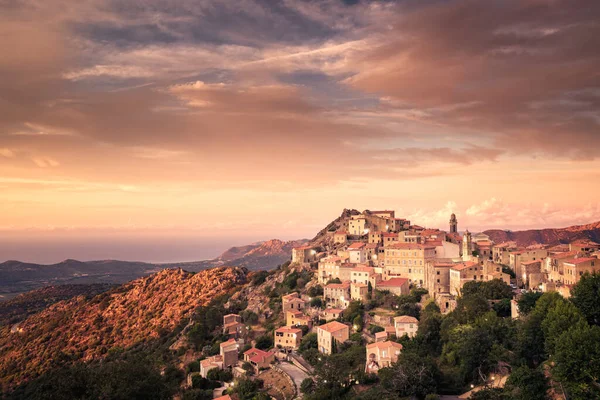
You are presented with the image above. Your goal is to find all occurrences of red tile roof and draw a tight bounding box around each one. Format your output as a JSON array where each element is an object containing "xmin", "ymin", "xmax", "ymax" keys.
[
  {"xmin": 318, "ymin": 321, "xmax": 349, "ymax": 333},
  {"xmin": 377, "ymin": 278, "xmax": 409, "ymax": 287},
  {"xmin": 348, "ymin": 242, "xmax": 366, "ymax": 250},
  {"xmin": 564, "ymin": 257, "xmax": 597, "ymax": 265},
  {"xmin": 388, "ymin": 243, "xmax": 436, "ymax": 250}
]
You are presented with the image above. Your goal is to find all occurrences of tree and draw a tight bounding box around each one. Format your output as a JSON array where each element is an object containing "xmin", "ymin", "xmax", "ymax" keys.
[
  {"xmin": 254, "ymin": 334, "xmax": 273, "ymax": 350},
  {"xmin": 492, "ymin": 299, "xmax": 511, "ymax": 318},
  {"xmin": 308, "ymin": 285, "xmax": 324, "ymax": 297},
  {"xmin": 462, "ymin": 280, "xmax": 512, "ymax": 300},
  {"xmin": 571, "ymin": 272, "xmax": 600, "ymax": 326},
  {"xmin": 553, "ymin": 324, "xmax": 600, "ymax": 397},
  {"xmin": 517, "ymin": 291, "xmax": 542, "ymax": 315},
  {"xmin": 327, "ymin": 278, "xmax": 342, "ymax": 284},
  {"xmin": 299, "ymin": 332, "xmax": 318, "ymax": 352},
  {"xmin": 469, "ymin": 388, "xmax": 506, "ymax": 400},
  {"xmin": 453, "ymin": 294, "xmax": 490, "ymax": 324},
  {"xmin": 310, "ymin": 297, "xmax": 323, "ymax": 308},
  {"xmin": 379, "ymin": 351, "xmax": 439, "ymax": 400},
  {"xmin": 300, "ymin": 378, "xmax": 315, "ymax": 394},
  {"xmin": 441, "ymin": 324, "xmax": 494, "ymax": 384},
  {"xmin": 503, "ymin": 366, "xmax": 549, "ymax": 400},
  {"xmin": 541, "ymin": 299, "xmax": 587, "ymax": 355}
]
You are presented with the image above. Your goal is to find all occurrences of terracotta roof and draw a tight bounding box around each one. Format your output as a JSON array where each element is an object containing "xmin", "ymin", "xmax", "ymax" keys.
[
  {"xmin": 318, "ymin": 321, "xmax": 349, "ymax": 333},
  {"xmin": 275, "ymin": 327, "xmax": 302, "ymax": 334},
  {"xmin": 377, "ymin": 278, "xmax": 409, "ymax": 287},
  {"xmin": 382, "ymin": 232, "xmax": 398, "ymax": 238},
  {"xmin": 219, "ymin": 338, "xmax": 238, "ymax": 348},
  {"xmin": 388, "ymin": 243, "xmax": 435, "ymax": 250},
  {"xmin": 244, "ymin": 347, "xmax": 272, "ymax": 358},
  {"xmin": 394, "ymin": 315, "xmax": 418, "ymax": 323},
  {"xmin": 564, "ymin": 257, "xmax": 597, "ymax": 265},
  {"xmin": 375, "ymin": 331, "xmax": 388, "ymax": 339},
  {"xmin": 282, "ymin": 292, "xmax": 299, "ymax": 301},
  {"xmin": 352, "ymin": 282, "xmax": 368, "ymax": 288},
  {"xmin": 223, "ymin": 313, "xmax": 240, "ymax": 318},
  {"xmin": 335, "ymin": 230, "xmax": 347, "ymax": 235},
  {"xmin": 451, "ymin": 261, "xmax": 479, "ymax": 271},
  {"xmin": 366, "ymin": 340, "xmax": 403, "ymax": 351},
  {"xmin": 365, "ymin": 243, "xmax": 379, "ymax": 249},
  {"xmin": 352, "ymin": 266, "xmax": 375, "ymax": 273},
  {"xmin": 348, "ymin": 242, "xmax": 366, "ymax": 250},
  {"xmin": 521, "ymin": 260, "xmax": 542, "ymax": 266}
]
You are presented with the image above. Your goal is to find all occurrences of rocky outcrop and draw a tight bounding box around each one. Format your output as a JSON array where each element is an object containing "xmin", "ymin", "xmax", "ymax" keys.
[
  {"xmin": 484, "ymin": 220, "xmax": 600, "ymax": 247},
  {"xmin": 0, "ymin": 266, "xmax": 246, "ymax": 390}
]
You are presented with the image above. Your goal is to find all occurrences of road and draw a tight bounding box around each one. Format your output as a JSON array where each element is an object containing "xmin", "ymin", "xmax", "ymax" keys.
[{"xmin": 277, "ymin": 361, "xmax": 311, "ymax": 397}]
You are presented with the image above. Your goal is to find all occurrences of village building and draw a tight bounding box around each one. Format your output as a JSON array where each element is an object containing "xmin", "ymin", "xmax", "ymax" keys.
[
  {"xmin": 334, "ymin": 230, "xmax": 348, "ymax": 244},
  {"xmin": 364, "ymin": 243, "xmax": 379, "ymax": 262},
  {"xmin": 509, "ymin": 248, "xmax": 549, "ymax": 286},
  {"xmin": 569, "ymin": 240, "xmax": 600, "ymax": 253},
  {"xmin": 492, "ymin": 242, "xmax": 518, "ymax": 265},
  {"xmin": 322, "ymin": 308, "xmax": 344, "ymax": 320},
  {"xmin": 324, "ymin": 282, "xmax": 351, "ymax": 308},
  {"xmin": 274, "ymin": 327, "xmax": 303, "ymax": 351},
  {"xmin": 348, "ymin": 242, "xmax": 367, "ymax": 264},
  {"xmin": 369, "ymin": 231, "xmax": 383, "ymax": 244},
  {"xmin": 286, "ymin": 310, "xmax": 312, "ymax": 329},
  {"xmin": 375, "ymin": 331, "xmax": 388, "ymax": 342},
  {"xmin": 365, "ymin": 341, "xmax": 403, "ymax": 374},
  {"xmin": 292, "ymin": 245, "xmax": 317, "ymax": 264},
  {"xmin": 449, "ymin": 261, "xmax": 484, "ymax": 296},
  {"xmin": 521, "ymin": 260, "xmax": 543, "ymax": 288},
  {"xmin": 350, "ymin": 282, "xmax": 369, "ymax": 302},
  {"xmin": 317, "ymin": 256, "xmax": 351, "ymax": 284},
  {"xmin": 425, "ymin": 260, "xmax": 454, "ymax": 296},
  {"xmin": 563, "ymin": 257, "xmax": 599, "ymax": 285},
  {"xmin": 220, "ymin": 338, "xmax": 239, "ymax": 368},
  {"xmin": 374, "ymin": 277, "xmax": 410, "ymax": 295},
  {"xmin": 394, "ymin": 315, "xmax": 418, "ymax": 338},
  {"xmin": 544, "ymin": 251, "xmax": 578, "ymax": 283},
  {"xmin": 350, "ymin": 266, "xmax": 376, "ymax": 286},
  {"xmin": 383, "ymin": 243, "xmax": 436, "ymax": 285},
  {"xmin": 282, "ymin": 292, "xmax": 306, "ymax": 314},
  {"xmin": 243, "ymin": 348, "xmax": 275, "ymax": 371},
  {"xmin": 317, "ymin": 321, "xmax": 350, "ymax": 354},
  {"xmin": 348, "ymin": 215, "xmax": 367, "ymax": 236},
  {"xmin": 200, "ymin": 355, "xmax": 223, "ymax": 378},
  {"xmin": 223, "ymin": 314, "xmax": 245, "ymax": 337},
  {"xmin": 382, "ymin": 232, "xmax": 400, "ymax": 247}
]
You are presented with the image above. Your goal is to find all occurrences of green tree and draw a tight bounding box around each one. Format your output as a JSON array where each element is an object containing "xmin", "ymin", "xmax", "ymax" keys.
[
  {"xmin": 299, "ymin": 332, "xmax": 318, "ymax": 352},
  {"xmin": 503, "ymin": 365, "xmax": 549, "ymax": 400},
  {"xmin": 571, "ymin": 272, "xmax": 600, "ymax": 326},
  {"xmin": 541, "ymin": 300, "xmax": 587, "ymax": 355},
  {"xmin": 454, "ymin": 294, "xmax": 490, "ymax": 324},
  {"xmin": 553, "ymin": 324, "xmax": 600, "ymax": 398},
  {"xmin": 517, "ymin": 291, "xmax": 542, "ymax": 316},
  {"xmin": 254, "ymin": 334, "xmax": 273, "ymax": 350},
  {"xmin": 379, "ymin": 351, "xmax": 439, "ymax": 400},
  {"xmin": 300, "ymin": 378, "xmax": 315, "ymax": 394}
]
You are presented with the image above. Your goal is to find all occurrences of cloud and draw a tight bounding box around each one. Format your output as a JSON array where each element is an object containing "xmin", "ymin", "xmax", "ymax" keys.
[
  {"xmin": 32, "ymin": 157, "xmax": 60, "ymax": 168},
  {"xmin": 0, "ymin": 148, "xmax": 15, "ymax": 158}
]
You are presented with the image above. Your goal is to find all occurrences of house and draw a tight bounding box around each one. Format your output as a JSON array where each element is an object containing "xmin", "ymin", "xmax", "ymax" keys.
[
  {"xmin": 220, "ymin": 338, "xmax": 239, "ymax": 368},
  {"xmin": 334, "ymin": 230, "xmax": 348, "ymax": 244},
  {"xmin": 348, "ymin": 215, "xmax": 367, "ymax": 236},
  {"xmin": 317, "ymin": 321, "xmax": 350, "ymax": 354},
  {"xmin": 382, "ymin": 232, "xmax": 400, "ymax": 247},
  {"xmin": 383, "ymin": 243, "xmax": 436, "ymax": 285},
  {"xmin": 292, "ymin": 246, "xmax": 317, "ymax": 264},
  {"xmin": 350, "ymin": 266, "xmax": 376, "ymax": 286},
  {"xmin": 425, "ymin": 260, "xmax": 454, "ymax": 297},
  {"xmin": 223, "ymin": 314, "xmax": 245, "ymax": 337},
  {"xmin": 348, "ymin": 242, "xmax": 367, "ymax": 264},
  {"xmin": 282, "ymin": 292, "xmax": 306, "ymax": 314},
  {"xmin": 324, "ymin": 282, "xmax": 351, "ymax": 308},
  {"xmin": 394, "ymin": 315, "xmax": 418, "ymax": 338},
  {"xmin": 449, "ymin": 261, "xmax": 484, "ymax": 296},
  {"xmin": 374, "ymin": 277, "xmax": 409, "ymax": 296},
  {"xmin": 365, "ymin": 341, "xmax": 403, "ymax": 374},
  {"xmin": 521, "ymin": 260, "xmax": 543, "ymax": 288},
  {"xmin": 200, "ymin": 355, "xmax": 223, "ymax": 378},
  {"xmin": 364, "ymin": 243, "xmax": 379, "ymax": 262},
  {"xmin": 563, "ymin": 257, "xmax": 599, "ymax": 285},
  {"xmin": 569, "ymin": 240, "xmax": 600, "ymax": 253},
  {"xmin": 274, "ymin": 327, "xmax": 303, "ymax": 351},
  {"xmin": 318, "ymin": 256, "xmax": 351, "ymax": 284},
  {"xmin": 509, "ymin": 248, "xmax": 549, "ymax": 286},
  {"xmin": 351, "ymin": 282, "xmax": 369, "ymax": 302},
  {"xmin": 286, "ymin": 310, "xmax": 313, "ymax": 329},
  {"xmin": 492, "ymin": 242, "xmax": 518, "ymax": 265},
  {"xmin": 322, "ymin": 308, "xmax": 344, "ymax": 320},
  {"xmin": 375, "ymin": 331, "xmax": 388, "ymax": 342},
  {"xmin": 244, "ymin": 348, "xmax": 275, "ymax": 371},
  {"xmin": 369, "ymin": 231, "xmax": 383, "ymax": 244}
]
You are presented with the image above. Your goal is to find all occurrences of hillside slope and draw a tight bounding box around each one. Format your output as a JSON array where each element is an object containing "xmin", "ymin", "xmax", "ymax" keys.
[
  {"xmin": 0, "ymin": 266, "xmax": 246, "ymax": 390},
  {"xmin": 484, "ymin": 220, "xmax": 600, "ymax": 246}
]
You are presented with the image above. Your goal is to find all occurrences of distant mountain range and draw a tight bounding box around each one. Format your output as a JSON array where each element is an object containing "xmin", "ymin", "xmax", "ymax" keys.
[
  {"xmin": 0, "ymin": 239, "xmax": 306, "ymax": 301},
  {"xmin": 483, "ymin": 220, "xmax": 600, "ymax": 247}
]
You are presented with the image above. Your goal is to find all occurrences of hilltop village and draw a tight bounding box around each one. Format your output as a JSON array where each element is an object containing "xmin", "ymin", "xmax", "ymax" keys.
[{"xmin": 176, "ymin": 209, "xmax": 600, "ymax": 400}]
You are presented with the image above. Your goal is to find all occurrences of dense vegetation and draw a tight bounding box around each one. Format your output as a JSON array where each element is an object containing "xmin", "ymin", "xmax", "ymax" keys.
[{"xmin": 302, "ymin": 276, "xmax": 600, "ymax": 400}]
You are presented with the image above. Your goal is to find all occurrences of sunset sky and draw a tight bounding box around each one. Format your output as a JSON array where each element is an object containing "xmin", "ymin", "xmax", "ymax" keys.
[{"xmin": 1, "ymin": 0, "xmax": 600, "ymax": 263}]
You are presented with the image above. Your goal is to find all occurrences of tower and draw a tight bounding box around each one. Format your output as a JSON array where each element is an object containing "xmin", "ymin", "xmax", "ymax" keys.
[
  {"xmin": 462, "ymin": 229, "xmax": 472, "ymax": 261},
  {"xmin": 449, "ymin": 213, "xmax": 458, "ymax": 234}
]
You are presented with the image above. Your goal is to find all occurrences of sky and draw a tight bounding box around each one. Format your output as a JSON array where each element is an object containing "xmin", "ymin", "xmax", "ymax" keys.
[{"xmin": 1, "ymin": 0, "xmax": 600, "ymax": 263}]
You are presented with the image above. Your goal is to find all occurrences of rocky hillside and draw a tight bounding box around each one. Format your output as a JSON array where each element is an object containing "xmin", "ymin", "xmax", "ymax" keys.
[
  {"xmin": 484, "ymin": 220, "xmax": 600, "ymax": 247},
  {"xmin": 0, "ymin": 284, "xmax": 115, "ymax": 327},
  {"xmin": 0, "ymin": 266, "xmax": 246, "ymax": 391}
]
